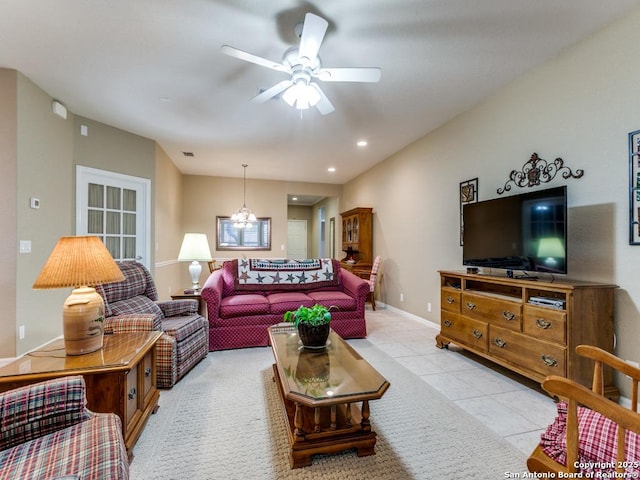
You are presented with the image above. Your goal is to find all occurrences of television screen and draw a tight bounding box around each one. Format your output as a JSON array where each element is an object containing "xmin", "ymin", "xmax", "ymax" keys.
[{"xmin": 462, "ymin": 186, "xmax": 567, "ymax": 274}]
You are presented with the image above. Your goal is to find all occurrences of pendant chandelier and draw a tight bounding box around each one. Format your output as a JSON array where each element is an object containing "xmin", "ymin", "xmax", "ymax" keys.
[{"xmin": 231, "ymin": 164, "xmax": 256, "ymax": 228}]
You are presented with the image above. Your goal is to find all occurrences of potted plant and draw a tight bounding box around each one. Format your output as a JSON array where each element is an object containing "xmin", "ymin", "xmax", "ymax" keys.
[{"xmin": 283, "ymin": 304, "xmax": 336, "ymax": 349}]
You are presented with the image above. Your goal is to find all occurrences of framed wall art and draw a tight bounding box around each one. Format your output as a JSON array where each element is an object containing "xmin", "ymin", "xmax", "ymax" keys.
[
  {"xmin": 629, "ymin": 130, "xmax": 640, "ymax": 244},
  {"xmin": 459, "ymin": 177, "xmax": 478, "ymax": 245}
]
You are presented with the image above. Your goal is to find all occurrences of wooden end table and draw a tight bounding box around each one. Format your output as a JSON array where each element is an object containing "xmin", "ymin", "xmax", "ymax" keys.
[
  {"xmin": 171, "ymin": 291, "xmax": 208, "ymax": 318},
  {"xmin": 0, "ymin": 331, "xmax": 162, "ymax": 458},
  {"xmin": 268, "ymin": 325, "xmax": 390, "ymax": 468}
]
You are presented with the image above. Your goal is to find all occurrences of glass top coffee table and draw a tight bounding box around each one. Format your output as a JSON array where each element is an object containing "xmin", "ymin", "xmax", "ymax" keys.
[{"xmin": 268, "ymin": 324, "xmax": 390, "ymax": 468}]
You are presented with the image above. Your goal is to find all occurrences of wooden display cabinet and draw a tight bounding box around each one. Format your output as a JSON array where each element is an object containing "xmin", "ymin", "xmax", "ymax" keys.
[
  {"xmin": 436, "ymin": 271, "xmax": 619, "ymax": 399},
  {"xmin": 340, "ymin": 207, "xmax": 373, "ymax": 271}
]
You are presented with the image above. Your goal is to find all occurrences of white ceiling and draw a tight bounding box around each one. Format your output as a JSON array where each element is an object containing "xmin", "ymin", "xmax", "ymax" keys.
[{"xmin": 2, "ymin": 1, "xmax": 639, "ymax": 184}]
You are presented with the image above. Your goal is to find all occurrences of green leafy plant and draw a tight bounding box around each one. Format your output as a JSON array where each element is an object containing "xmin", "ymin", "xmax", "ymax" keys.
[{"xmin": 283, "ymin": 304, "xmax": 336, "ymax": 328}]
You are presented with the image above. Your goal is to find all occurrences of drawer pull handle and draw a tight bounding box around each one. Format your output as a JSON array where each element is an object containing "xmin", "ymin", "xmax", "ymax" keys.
[
  {"xmin": 502, "ymin": 311, "xmax": 516, "ymax": 321},
  {"xmin": 541, "ymin": 355, "xmax": 558, "ymax": 367},
  {"xmin": 128, "ymin": 387, "xmax": 137, "ymax": 400},
  {"xmin": 443, "ymin": 319, "xmax": 452, "ymax": 328},
  {"xmin": 535, "ymin": 318, "xmax": 552, "ymax": 329},
  {"xmin": 465, "ymin": 301, "xmax": 476, "ymax": 310},
  {"xmin": 145, "ymin": 367, "xmax": 152, "ymax": 377},
  {"xmin": 472, "ymin": 329, "xmax": 483, "ymax": 339},
  {"xmin": 446, "ymin": 296, "xmax": 455, "ymax": 304},
  {"xmin": 493, "ymin": 337, "xmax": 506, "ymax": 348}
]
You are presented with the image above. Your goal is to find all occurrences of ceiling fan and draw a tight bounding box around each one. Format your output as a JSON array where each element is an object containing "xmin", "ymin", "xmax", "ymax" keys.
[{"xmin": 221, "ymin": 13, "xmax": 381, "ymax": 115}]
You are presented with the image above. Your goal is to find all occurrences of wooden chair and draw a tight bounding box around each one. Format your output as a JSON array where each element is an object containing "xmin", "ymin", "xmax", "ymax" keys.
[
  {"xmin": 366, "ymin": 255, "xmax": 381, "ymax": 310},
  {"xmin": 527, "ymin": 345, "xmax": 640, "ymax": 476}
]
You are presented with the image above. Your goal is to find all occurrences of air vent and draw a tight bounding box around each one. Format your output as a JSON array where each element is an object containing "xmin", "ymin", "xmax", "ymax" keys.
[{"xmin": 182, "ymin": 152, "xmax": 194, "ymax": 157}]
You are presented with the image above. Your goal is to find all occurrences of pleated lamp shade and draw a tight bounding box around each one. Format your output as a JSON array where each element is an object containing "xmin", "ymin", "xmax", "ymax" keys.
[{"xmin": 33, "ymin": 236, "xmax": 125, "ymax": 355}]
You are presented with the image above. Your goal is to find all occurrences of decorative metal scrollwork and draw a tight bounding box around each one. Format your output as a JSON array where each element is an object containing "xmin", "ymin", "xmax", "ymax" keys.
[{"xmin": 497, "ymin": 153, "xmax": 584, "ymax": 195}]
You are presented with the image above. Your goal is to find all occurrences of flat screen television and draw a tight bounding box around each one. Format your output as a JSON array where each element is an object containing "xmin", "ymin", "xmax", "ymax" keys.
[{"xmin": 462, "ymin": 186, "xmax": 567, "ymax": 274}]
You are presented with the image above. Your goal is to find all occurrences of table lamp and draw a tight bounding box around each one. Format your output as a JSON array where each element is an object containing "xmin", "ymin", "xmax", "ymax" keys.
[
  {"xmin": 177, "ymin": 233, "xmax": 212, "ymax": 292},
  {"xmin": 32, "ymin": 236, "xmax": 125, "ymax": 355}
]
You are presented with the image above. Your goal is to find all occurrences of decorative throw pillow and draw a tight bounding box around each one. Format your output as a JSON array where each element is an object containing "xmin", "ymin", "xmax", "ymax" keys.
[{"xmin": 540, "ymin": 401, "xmax": 640, "ymax": 475}]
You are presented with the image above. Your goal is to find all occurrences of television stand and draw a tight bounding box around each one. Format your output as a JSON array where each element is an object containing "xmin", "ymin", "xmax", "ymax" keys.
[{"xmin": 436, "ymin": 271, "xmax": 619, "ymax": 399}]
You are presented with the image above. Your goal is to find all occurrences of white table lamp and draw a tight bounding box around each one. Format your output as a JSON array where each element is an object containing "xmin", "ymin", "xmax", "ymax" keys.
[{"xmin": 177, "ymin": 233, "xmax": 212, "ymax": 292}]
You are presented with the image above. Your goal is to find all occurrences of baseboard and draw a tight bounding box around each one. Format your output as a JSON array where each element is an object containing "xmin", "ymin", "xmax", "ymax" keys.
[{"xmin": 375, "ymin": 303, "xmax": 440, "ymax": 329}]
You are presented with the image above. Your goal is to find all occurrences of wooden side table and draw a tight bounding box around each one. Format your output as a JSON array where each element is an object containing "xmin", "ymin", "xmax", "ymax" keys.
[
  {"xmin": 0, "ymin": 331, "xmax": 162, "ymax": 458},
  {"xmin": 172, "ymin": 292, "xmax": 208, "ymax": 318}
]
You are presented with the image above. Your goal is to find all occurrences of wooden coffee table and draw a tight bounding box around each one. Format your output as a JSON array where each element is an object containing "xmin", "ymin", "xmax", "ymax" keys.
[
  {"xmin": 0, "ymin": 331, "xmax": 162, "ymax": 458},
  {"xmin": 268, "ymin": 325, "xmax": 390, "ymax": 468}
]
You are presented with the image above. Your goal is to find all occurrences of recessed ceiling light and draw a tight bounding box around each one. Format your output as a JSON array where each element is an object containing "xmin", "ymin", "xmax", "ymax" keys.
[
  {"xmin": 356, "ymin": 140, "xmax": 368, "ymax": 147},
  {"xmin": 328, "ymin": 167, "xmax": 336, "ymax": 173}
]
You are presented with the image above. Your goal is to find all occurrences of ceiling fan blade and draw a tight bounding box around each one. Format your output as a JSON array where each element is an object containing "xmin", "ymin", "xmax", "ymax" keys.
[
  {"xmin": 317, "ymin": 67, "xmax": 382, "ymax": 83},
  {"xmin": 311, "ymin": 83, "xmax": 335, "ymax": 115},
  {"xmin": 220, "ymin": 45, "xmax": 290, "ymax": 74},
  {"xmin": 251, "ymin": 80, "xmax": 293, "ymax": 104},
  {"xmin": 298, "ymin": 13, "xmax": 328, "ymax": 63}
]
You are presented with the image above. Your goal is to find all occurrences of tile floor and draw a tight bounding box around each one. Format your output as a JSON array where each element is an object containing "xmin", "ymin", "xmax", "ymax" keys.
[{"xmin": 363, "ymin": 306, "xmax": 558, "ymax": 455}]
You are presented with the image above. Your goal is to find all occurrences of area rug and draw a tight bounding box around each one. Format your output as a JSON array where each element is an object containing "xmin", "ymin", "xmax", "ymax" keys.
[{"xmin": 129, "ymin": 339, "xmax": 527, "ymax": 479}]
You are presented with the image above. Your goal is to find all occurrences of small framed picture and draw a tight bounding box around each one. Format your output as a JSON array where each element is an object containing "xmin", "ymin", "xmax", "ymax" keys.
[
  {"xmin": 460, "ymin": 178, "xmax": 478, "ymax": 246},
  {"xmin": 629, "ymin": 130, "xmax": 640, "ymax": 245}
]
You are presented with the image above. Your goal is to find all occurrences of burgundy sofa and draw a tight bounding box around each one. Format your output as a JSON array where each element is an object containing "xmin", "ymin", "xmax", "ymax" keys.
[{"xmin": 201, "ymin": 258, "xmax": 369, "ymax": 350}]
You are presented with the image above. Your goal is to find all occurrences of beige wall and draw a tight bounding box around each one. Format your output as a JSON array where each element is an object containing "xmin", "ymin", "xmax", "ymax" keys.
[
  {"xmin": 153, "ymin": 145, "xmax": 185, "ymax": 300},
  {"xmin": 175, "ymin": 176, "xmax": 342, "ymax": 289},
  {"xmin": 16, "ymin": 72, "xmax": 74, "ymax": 354},
  {"xmin": 343, "ymin": 7, "xmax": 640, "ymax": 397},
  {"xmin": 0, "ymin": 70, "xmax": 18, "ymax": 356}
]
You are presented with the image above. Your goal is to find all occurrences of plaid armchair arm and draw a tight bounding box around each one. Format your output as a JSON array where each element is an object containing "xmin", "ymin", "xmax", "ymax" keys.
[
  {"xmin": 157, "ymin": 299, "xmax": 198, "ymax": 318},
  {"xmin": 104, "ymin": 314, "xmax": 162, "ymax": 334},
  {"xmin": 0, "ymin": 376, "xmax": 92, "ymax": 451}
]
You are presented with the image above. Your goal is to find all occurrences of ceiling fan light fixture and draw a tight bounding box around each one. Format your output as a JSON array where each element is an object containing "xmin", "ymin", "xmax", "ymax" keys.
[{"xmin": 282, "ymin": 81, "xmax": 321, "ymax": 110}]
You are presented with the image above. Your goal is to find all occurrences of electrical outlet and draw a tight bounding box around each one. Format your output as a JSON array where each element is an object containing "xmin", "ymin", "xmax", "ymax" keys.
[
  {"xmin": 19, "ymin": 325, "xmax": 25, "ymax": 339},
  {"xmin": 400, "ymin": 293, "xmax": 404, "ymax": 302},
  {"xmin": 427, "ymin": 302, "xmax": 432, "ymax": 312}
]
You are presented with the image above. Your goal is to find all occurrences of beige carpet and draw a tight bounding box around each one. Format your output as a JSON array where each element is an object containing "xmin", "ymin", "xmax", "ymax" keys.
[{"xmin": 129, "ymin": 339, "xmax": 527, "ymax": 479}]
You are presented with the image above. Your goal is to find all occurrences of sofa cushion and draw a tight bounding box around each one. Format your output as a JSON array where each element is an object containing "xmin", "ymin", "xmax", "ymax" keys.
[
  {"xmin": 221, "ymin": 262, "xmax": 263, "ymax": 296},
  {"xmin": 539, "ymin": 401, "xmax": 640, "ymax": 474},
  {"xmin": 267, "ymin": 292, "xmax": 314, "ymax": 315},
  {"xmin": 0, "ymin": 414, "xmax": 129, "ymax": 480},
  {"xmin": 220, "ymin": 294, "xmax": 270, "ymax": 318},
  {"xmin": 109, "ymin": 295, "xmax": 164, "ymax": 319},
  {"xmin": 307, "ymin": 290, "xmax": 357, "ymax": 311},
  {"xmin": 161, "ymin": 316, "xmax": 207, "ymax": 343}
]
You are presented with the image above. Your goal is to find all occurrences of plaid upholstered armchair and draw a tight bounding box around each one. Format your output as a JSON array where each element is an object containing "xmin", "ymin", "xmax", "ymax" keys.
[
  {"xmin": 0, "ymin": 376, "xmax": 129, "ymax": 479},
  {"xmin": 96, "ymin": 261, "xmax": 208, "ymax": 389}
]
